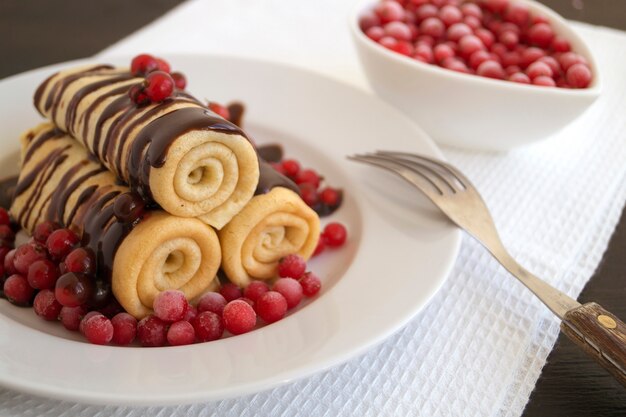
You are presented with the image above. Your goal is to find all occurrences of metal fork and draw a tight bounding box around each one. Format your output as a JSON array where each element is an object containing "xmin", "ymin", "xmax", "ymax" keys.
[{"xmin": 349, "ymin": 151, "xmax": 626, "ymax": 387}]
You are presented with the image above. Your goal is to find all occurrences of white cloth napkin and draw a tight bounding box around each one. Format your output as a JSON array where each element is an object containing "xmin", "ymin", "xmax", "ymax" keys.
[{"xmin": 2, "ymin": 1, "xmax": 626, "ymax": 416}]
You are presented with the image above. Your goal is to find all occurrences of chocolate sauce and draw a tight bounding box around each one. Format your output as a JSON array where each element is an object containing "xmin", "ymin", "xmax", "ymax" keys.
[
  {"xmin": 84, "ymin": 84, "xmax": 132, "ymax": 152},
  {"xmin": 227, "ymin": 102, "xmax": 245, "ymax": 127},
  {"xmin": 0, "ymin": 176, "xmax": 17, "ymax": 209},
  {"xmin": 43, "ymin": 65, "xmax": 113, "ymax": 114},
  {"xmin": 22, "ymin": 128, "xmax": 64, "ymax": 165},
  {"xmin": 65, "ymin": 73, "xmax": 135, "ymax": 136},
  {"xmin": 127, "ymin": 106, "xmax": 244, "ymax": 199},
  {"xmin": 93, "ymin": 94, "xmax": 133, "ymax": 161},
  {"xmin": 33, "ymin": 72, "xmax": 56, "ymax": 115},
  {"xmin": 255, "ymin": 159, "xmax": 299, "ymax": 195},
  {"xmin": 257, "ymin": 144, "xmax": 284, "ymax": 163}
]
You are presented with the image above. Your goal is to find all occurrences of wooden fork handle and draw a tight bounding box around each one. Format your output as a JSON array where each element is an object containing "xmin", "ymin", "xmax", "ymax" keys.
[{"xmin": 561, "ymin": 302, "xmax": 626, "ymax": 387}]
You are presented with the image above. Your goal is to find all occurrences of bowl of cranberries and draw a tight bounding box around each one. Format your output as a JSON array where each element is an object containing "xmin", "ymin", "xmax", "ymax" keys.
[{"xmin": 350, "ymin": 0, "xmax": 601, "ymax": 151}]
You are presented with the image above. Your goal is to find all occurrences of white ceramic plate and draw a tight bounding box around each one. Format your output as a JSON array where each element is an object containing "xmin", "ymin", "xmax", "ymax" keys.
[{"xmin": 0, "ymin": 55, "xmax": 461, "ymax": 405}]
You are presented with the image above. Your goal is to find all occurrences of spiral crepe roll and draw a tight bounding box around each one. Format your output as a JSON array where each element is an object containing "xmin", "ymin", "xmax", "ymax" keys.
[
  {"xmin": 33, "ymin": 64, "xmax": 259, "ymax": 229},
  {"xmin": 11, "ymin": 123, "xmax": 221, "ymax": 318},
  {"xmin": 219, "ymin": 163, "xmax": 320, "ymax": 286}
]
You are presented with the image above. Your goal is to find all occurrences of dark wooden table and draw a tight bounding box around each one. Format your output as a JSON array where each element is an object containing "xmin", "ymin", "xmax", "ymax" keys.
[{"xmin": 0, "ymin": 1, "xmax": 625, "ymax": 415}]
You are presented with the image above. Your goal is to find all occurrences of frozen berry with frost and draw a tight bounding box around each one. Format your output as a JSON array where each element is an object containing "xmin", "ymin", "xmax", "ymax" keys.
[
  {"xmin": 183, "ymin": 303, "xmax": 197, "ymax": 322},
  {"xmin": 46, "ymin": 228, "xmax": 79, "ymax": 261},
  {"xmin": 13, "ymin": 243, "xmax": 47, "ymax": 275},
  {"xmin": 219, "ymin": 283, "xmax": 242, "ymax": 302},
  {"xmin": 4, "ymin": 248, "xmax": 17, "ymax": 275},
  {"xmin": 526, "ymin": 61, "xmax": 553, "ymax": 79},
  {"xmin": 223, "ymin": 299, "xmax": 256, "ymax": 334},
  {"xmin": 509, "ymin": 72, "xmax": 531, "ymax": 84},
  {"xmin": 527, "ymin": 23, "xmax": 554, "ymax": 48},
  {"xmin": 33, "ymin": 221, "xmax": 58, "ymax": 244},
  {"xmin": 167, "ymin": 321, "xmax": 196, "ymax": 346},
  {"xmin": 273, "ymin": 278, "xmax": 303, "ymax": 309},
  {"xmin": 33, "ymin": 289, "xmax": 62, "ymax": 321},
  {"xmin": 153, "ymin": 289, "xmax": 188, "ymax": 323},
  {"xmin": 193, "ymin": 311, "xmax": 224, "ymax": 342},
  {"xmin": 111, "ymin": 312, "xmax": 137, "ymax": 345},
  {"xmin": 3, "ymin": 274, "xmax": 33, "ymax": 305},
  {"xmin": 566, "ymin": 63, "xmax": 592, "ymax": 88},
  {"xmin": 137, "ymin": 315, "xmax": 168, "ymax": 347},
  {"xmin": 300, "ymin": 272, "xmax": 322, "ymax": 297},
  {"xmin": 197, "ymin": 291, "xmax": 227, "ymax": 315},
  {"xmin": 60, "ymin": 305, "xmax": 87, "ymax": 331},
  {"xmin": 533, "ymin": 75, "xmax": 556, "ymax": 87},
  {"xmin": 278, "ymin": 254, "xmax": 306, "ymax": 279},
  {"xmin": 79, "ymin": 311, "xmax": 103, "ymax": 334},
  {"xmin": 374, "ymin": 0, "xmax": 405, "ymax": 24},
  {"xmin": 477, "ymin": 60, "xmax": 505, "ymax": 79},
  {"xmin": 419, "ymin": 17, "xmax": 445, "ymax": 38},
  {"xmin": 83, "ymin": 314, "xmax": 114, "ymax": 345},
  {"xmin": 359, "ymin": 10, "xmax": 381, "ymax": 31},
  {"xmin": 243, "ymin": 281, "xmax": 270, "ymax": 303},
  {"xmin": 27, "ymin": 259, "xmax": 59, "ymax": 289},
  {"xmin": 256, "ymin": 291, "xmax": 288, "ymax": 324}
]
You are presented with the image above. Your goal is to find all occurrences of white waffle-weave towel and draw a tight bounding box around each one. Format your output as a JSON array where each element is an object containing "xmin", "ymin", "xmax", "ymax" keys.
[{"xmin": 1, "ymin": 1, "xmax": 625, "ymax": 416}]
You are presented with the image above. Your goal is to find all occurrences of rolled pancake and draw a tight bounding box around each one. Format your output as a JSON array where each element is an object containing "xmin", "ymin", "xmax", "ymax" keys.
[
  {"xmin": 219, "ymin": 187, "xmax": 320, "ymax": 287},
  {"xmin": 33, "ymin": 64, "xmax": 259, "ymax": 229},
  {"xmin": 11, "ymin": 122, "xmax": 221, "ymax": 318}
]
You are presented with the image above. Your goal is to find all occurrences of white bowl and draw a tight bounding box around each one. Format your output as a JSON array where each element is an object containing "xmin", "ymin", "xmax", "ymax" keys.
[{"xmin": 350, "ymin": 0, "xmax": 602, "ymax": 151}]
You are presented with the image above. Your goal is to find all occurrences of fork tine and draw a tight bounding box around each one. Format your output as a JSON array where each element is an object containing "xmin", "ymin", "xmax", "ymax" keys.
[
  {"xmin": 376, "ymin": 151, "xmax": 470, "ymax": 190},
  {"xmin": 349, "ymin": 154, "xmax": 444, "ymax": 198}
]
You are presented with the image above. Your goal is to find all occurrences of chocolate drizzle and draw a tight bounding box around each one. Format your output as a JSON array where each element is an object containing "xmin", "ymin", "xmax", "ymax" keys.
[
  {"xmin": 44, "ymin": 65, "xmax": 113, "ymax": 116},
  {"xmin": 22, "ymin": 128, "xmax": 65, "ymax": 165},
  {"xmin": 255, "ymin": 159, "xmax": 299, "ymax": 196}
]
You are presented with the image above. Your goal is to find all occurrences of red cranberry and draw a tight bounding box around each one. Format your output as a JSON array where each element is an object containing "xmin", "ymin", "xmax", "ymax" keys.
[
  {"xmin": 375, "ymin": 1, "xmax": 405, "ymax": 24},
  {"xmin": 559, "ymin": 52, "xmax": 587, "ymax": 72},
  {"xmin": 533, "ymin": 75, "xmax": 556, "ymax": 87},
  {"xmin": 143, "ymin": 71, "xmax": 174, "ymax": 102},
  {"xmin": 197, "ymin": 291, "xmax": 227, "ymax": 315},
  {"xmin": 4, "ymin": 274, "xmax": 34, "ymax": 305},
  {"xmin": 220, "ymin": 283, "xmax": 242, "ymax": 302},
  {"xmin": 238, "ymin": 297, "xmax": 255, "ymax": 308},
  {"xmin": 323, "ymin": 222, "xmax": 348, "ymax": 248},
  {"xmin": 171, "ymin": 72, "xmax": 187, "ymax": 89},
  {"xmin": 499, "ymin": 31, "xmax": 519, "ymax": 50},
  {"xmin": 483, "ymin": 0, "xmax": 508, "ymax": 14},
  {"xmin": 359, "ymin": 10, "xmax": 381, "ymax": 31},
  {"xmin": 527, "ymin": 23, "xmax": 554, "ymax": 48},
  {"xmin": 526, "ymin": 61, "xmax": 553, "ymax": 79},
  {"xmin": 256, "ymin": 291, "xmax": 288, "ymax": 324},
  {"xmin": 208, "ymin": 102, "xmax": 231, "ymax": 120},
  {"xmin": 506, "ymin": 65, "xmax": 522, "ymax": 75},
  {"xmin": 183, "ymin": 303, "xmax": 197, "ymax": 322},
  {"xmin": 46, "ymin": 228, "xmax": 79, "ymax": 261},
  {"xmin": 460, "ymin": 2, "xmax": 482, "ymax": 19},
  {"xmin": 278, "ymin": 254, "xmax": 306, "ymax": 279},
  {"xmin": 458, "ymin": 35, "xmax": 485, "ymax": 58},
  {"xmin": 420, "ymin": 17, "xmax": 445, "ymax": 38},
  {"xmin": 281, "ymin": 159, "xmax": 301, "ymax": 178},
  {"xmin": 223, "ymin": 300, "xmax": 256, "ymax": 334},
  {"xmin": 312, "ymin": 238, "xmax": 325, "ymax": 257},
  {"xmin": 153, "ymin": 290, "xmax": 188, "ymax": 323},
  {"xmin": 537, "ymin": 56, "xmax": 560, "ymax": 75},
  {"xmin": 463, "ymin": 15, "xmax": 481, "ymax": 30},
  {"xmin": 33, "ymin": 289, "xmax": 62, "ymax": 321},
  {"xmin": 378, "ymin": 36, "xmax": 396, "ymax": 52},
  {"xmin": 192, "ymin": 311, "xmax": 224, "ymax": 342},
  {"xmin": 129, "ymin": 84, "xmax": 150, "ymax": 106},
  {"xmin": 79, "ymin": 311, "xmax": 103, "ymax": 334},
  {"xmin": 4, "ymin": 248, "xmax": 17, "ymax": 276},
  {"xmin": 433, "ymin": 44, "xmax": 455, "ymax": 63},
  {"xmin": 551, "ymin": 36, "xmax": 571, "ymax": 53},
  {"xmin": 0, "ymin": 208, "xmax": 9, "ymax": 226},
  {"xmin": 137, "ymin": 315, "xmax": 168, "ymax": 347},
  {"xmin": 414, "ymin": 43, "xmax": 434, "ymax": 63},
  {"xmin": 566, "ymin": 63, "xmax": 592, "ymax": 88},
  {"xmin": 299, "ymin": 183, "xmax": 319, "ymax": 207},
  {"xmin": 319, "ymin": 187, "xmax": 341, "ymax": 207},
  {"xmin": 477, "ymin": 60, "xmax": 505, "ymax": 79},
  {"xmin": 243, "ymin": 281, "xmax": 270, "ymax": 303},
  {"xmin": 13, "ymin": 243, "xmax": 47, "ymax": 275},
  {"xmin": 441, "ymin": 57, "xmax": 469, "ymax": 73},
  {"xmin": 390, "ymin": 40, "xmax": 414, "ymax": 56},
  {"xmin": 295, "ymin": 169, "xmax": 321, "ymax": 188},
  {"xmin": 416, "ymin": 4, "xmax": 437, "ymax": 21},
  {"xmin": 33, "ymin": 221, "xmax": 59, "ymax": 244},
  {"xmin": 60, "ymin": 305, "xmax": 87, "ymax": 331},
  {"xmin": 300, "ymin": 272, "xmax": 322, "ymax": 297},
  {"xmin": 27, "ymin": 259, "xmax": 59, "ymax": 289},
  {"xmin": 0, "ymin": 245, "xmax": 11, "ymax": 264},
  {"xmin": 167, "ymin": 321, "xmax": 196, "ymax": 346},
  {"xmin": 273, "ymin": 278, "xmax": 303, "ymax": 309},
  {"xmin": 504, "ymin": 3, "xmax": 529, "ymax": 26},
  {"xmin": 113, "ymin": 192, "xmax": 146, "ymax": 223},
  {"xmin": 131, "ymin": 54, "xmax": 159, "ymax": 76},
  {"xmin": 111, "ymin": 312, "xmax": 137, "ymax": 345},
  {"xmin": 474, "ymin": 28, "xmax": 495, "ymax": 49},
  {"xmin": 520, "ymin": 47, "xmax": 546, "ymax": 68},
  {"xmin": 509, "ymin": 72, "xmax": 531, "ymax": 84},
  {"xmin": 468, "ymin": 50, "xmax": 491, "ymax": 70},
  {"xmin": 64, "ymin": 247, "xmax": 95, "ymax": 275},
  {"xmin": 416, "ymin": 35, "xmax": 435, "ymax": 46},
  {"xmin": 55, "ymin": 272, "xmax": 93, "ymax": 307},
  {"xmin": 83, "ymin": 314, "xmax": 114, "ymax": 345},
  {"xmin": 0, "ymin": 225, "xmax": 15, "ymax": 242},
  {"xmin": 155, "ymin": 58, "xmax": 171, "ymax": 73},
  {"xmin": 446, "ymin": 22, "xmax": 472, "ymax": 42},
  {"xmin": 366, "ymin": 26, "xmax": 385, "ymax": 42},
  {"xmin": 384, "ymin": 21, "xmax": 412, "ymax": 41},
  {"xmin": 439, "ymin": 5, "xmax": 462, "ymax": 26}
]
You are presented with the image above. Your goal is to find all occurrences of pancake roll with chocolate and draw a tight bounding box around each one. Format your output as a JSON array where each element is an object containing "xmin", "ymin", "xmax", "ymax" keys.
[
  {"xmin": 10, "ymin": 123, "xmax": 222, "ymax": 318},
  {"xmin": 219, "ymin": 162, "xmax": 320, "ymax": 287},
  {"xmin": 34, "ymin": 64, "xmax": 259, "ymax": 229}
]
